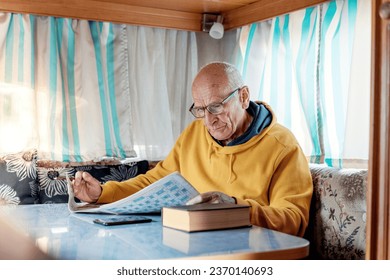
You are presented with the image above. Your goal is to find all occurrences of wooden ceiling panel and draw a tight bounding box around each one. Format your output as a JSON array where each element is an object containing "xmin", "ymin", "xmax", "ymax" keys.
[
  {"xmin": 223, "ymin": 0, "xmax": 329, "ymax": 29},
  {"xmin": 0, "ymin": 0, "xmax": 329, "ymax": 31},
  {"xmin": 95, "ymin": 0, "xmax": 258, "ymax": 13}
]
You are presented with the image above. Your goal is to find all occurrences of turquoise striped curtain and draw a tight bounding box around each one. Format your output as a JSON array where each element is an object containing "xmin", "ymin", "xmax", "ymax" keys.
[
  {"xmin": 319, "ymin": 0, "xmax": 358, "ymax": 166},
  {"xmin": 0, "ymin": 14, "xmax": 136, "ymax": 161},
  {"xmin": 238, "ymin": 0, "xmax": 369, "ymax": 167}
]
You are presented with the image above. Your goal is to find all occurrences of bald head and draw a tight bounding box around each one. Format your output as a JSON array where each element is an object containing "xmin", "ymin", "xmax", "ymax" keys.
[{"xmin": 192, "ymin": 62, "xmax": 245, "ymax": 94}]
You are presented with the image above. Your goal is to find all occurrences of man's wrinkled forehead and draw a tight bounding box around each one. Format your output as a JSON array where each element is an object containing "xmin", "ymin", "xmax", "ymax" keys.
[
  {"xmin": 192, "ymin": 83, "xmax": 227, "ymax": 104},
  {"xmin": 192, "ymin": 70, "xmax": 228, "ymax": 94}
]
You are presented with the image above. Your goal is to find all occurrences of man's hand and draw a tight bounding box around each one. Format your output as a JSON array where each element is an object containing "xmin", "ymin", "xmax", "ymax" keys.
[
  {"xmin": 71, "ymin": 171, "xmax": 102, "ymax": 203},
  {"xmin": 186, "ymin": 191, "xmax": 236, "ymax": 205}
]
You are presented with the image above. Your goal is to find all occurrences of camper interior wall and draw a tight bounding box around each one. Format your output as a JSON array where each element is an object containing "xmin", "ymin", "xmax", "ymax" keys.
[{"xmin": 195, "ymin": 29, "xmax": 240, "ymax": 67}]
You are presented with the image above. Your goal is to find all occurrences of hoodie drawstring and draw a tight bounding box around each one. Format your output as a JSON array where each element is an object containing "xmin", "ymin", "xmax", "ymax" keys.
[
  {"xmin": 208, "ymin": 142, "xmax": 213, "ymax": 163},
  {"xmin": 227, "ymin": 154, "xmax": 236, "ymax": 183}
]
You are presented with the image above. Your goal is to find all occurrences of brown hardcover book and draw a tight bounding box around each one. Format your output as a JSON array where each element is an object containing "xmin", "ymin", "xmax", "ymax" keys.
[{"xmin": 162, "ymin": 203, "xmax": 251, "ymax": 232}]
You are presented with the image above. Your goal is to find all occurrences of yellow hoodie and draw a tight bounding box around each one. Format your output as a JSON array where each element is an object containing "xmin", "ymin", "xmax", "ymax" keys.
[{"xmin": 98, "ymin": 103, "xmax": 313, "ymax": 237}]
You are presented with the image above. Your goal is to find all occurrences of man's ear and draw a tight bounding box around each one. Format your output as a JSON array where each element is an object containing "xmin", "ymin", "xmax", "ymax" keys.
[{"xmin": 240, "ymin": 86, "xmax": 250, "ymax": 109}]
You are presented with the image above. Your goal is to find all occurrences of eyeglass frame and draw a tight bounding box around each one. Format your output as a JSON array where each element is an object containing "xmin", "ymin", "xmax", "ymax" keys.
[{"xmin": 189, "ymin": 87, "xmax": 241, "ymax": 118}]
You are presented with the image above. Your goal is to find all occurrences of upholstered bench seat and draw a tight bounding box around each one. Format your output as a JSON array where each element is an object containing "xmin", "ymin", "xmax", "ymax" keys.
[{"xmin": 305, "ymin": 164, "xmax": 367, "ymax": 260}]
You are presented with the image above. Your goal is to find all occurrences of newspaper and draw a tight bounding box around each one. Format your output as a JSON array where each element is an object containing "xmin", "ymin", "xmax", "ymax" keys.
[{"xmin": 66, "ymin": 172, "xmax": 199, "ymax": 215}]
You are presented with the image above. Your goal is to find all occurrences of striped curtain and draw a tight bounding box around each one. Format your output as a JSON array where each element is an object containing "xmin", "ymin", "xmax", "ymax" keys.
[
  {"xmin": 238, "ymin": 0, "xmax": 370, "ymax": 167},
  {"xmin": 0, "ymin": 14, "xmax": 136, "ymax": 161}
]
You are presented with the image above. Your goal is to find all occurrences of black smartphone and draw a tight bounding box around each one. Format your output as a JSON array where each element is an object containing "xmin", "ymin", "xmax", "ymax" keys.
[{"xmin": 93, "ymin": 216, "xmax": 152, "ymax": 226}]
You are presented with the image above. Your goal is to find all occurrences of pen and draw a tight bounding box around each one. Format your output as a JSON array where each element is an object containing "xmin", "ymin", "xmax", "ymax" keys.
[{"xmin": 54, "ymin": 176, "xmax": 75, "ymax": 181}]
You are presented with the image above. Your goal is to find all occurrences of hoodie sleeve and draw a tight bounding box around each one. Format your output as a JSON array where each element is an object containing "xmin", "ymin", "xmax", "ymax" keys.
[{"xmin": 97, "ymin": 127, "xmax": 186, "ymax": 204}]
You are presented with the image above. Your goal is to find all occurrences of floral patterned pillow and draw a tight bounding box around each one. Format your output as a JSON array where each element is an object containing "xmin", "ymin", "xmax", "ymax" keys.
[
  {"xmin": 37, "ymin": 160, "xmax": 149, "ymax": 204},
  {"xmin": 0, "ymin": 149, "xmax": 39, "ymax": 205}
]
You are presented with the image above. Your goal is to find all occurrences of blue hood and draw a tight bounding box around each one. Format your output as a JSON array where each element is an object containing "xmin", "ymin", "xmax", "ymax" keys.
[{"xmin": 226, "ymin": 101, "xmax": 272, "ymax": 146}]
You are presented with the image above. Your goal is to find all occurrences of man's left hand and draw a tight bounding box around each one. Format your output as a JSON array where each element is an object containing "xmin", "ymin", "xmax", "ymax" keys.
[{"xmin": 186, "ymin": 191, "xmax": 236, "ymax": 205}]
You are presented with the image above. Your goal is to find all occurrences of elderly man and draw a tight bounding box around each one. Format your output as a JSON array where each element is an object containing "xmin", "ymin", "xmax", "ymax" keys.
[{"xmin": 73, "ymin": 62, "xmax": 313, "ymax": 237}]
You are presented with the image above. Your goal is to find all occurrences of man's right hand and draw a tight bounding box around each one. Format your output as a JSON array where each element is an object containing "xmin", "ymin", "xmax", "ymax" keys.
[{"xmin": 71, "ymin": 171, "xmax": 102, "ymax": 203}]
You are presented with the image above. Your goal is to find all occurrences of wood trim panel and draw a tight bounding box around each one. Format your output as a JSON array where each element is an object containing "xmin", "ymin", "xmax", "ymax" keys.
[
  {"xmin": 367, "ymin": 0, "xmax": 390, "ymax": 260},
  {"xmin": 223, "ymin": 0, "xmax": 330, "ymax": 30},
  {"xmin": 0, "ymin": 0, "xmax": 331, "ymax": 32},
  {"xmin": 0, "ymin": 0, "xmax": 202, "ymax": 31}
]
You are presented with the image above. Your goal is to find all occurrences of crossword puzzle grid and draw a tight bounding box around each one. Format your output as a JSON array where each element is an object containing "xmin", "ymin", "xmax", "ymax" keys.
[{"xmin": 103, "ymin": 180, "xmax": 197, "ymax": 214}]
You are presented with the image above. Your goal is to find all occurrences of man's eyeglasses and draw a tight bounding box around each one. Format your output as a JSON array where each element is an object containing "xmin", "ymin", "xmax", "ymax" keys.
[{"xmin": 189, "ymin": 88, "xmax": 241, "ymax": 118}]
